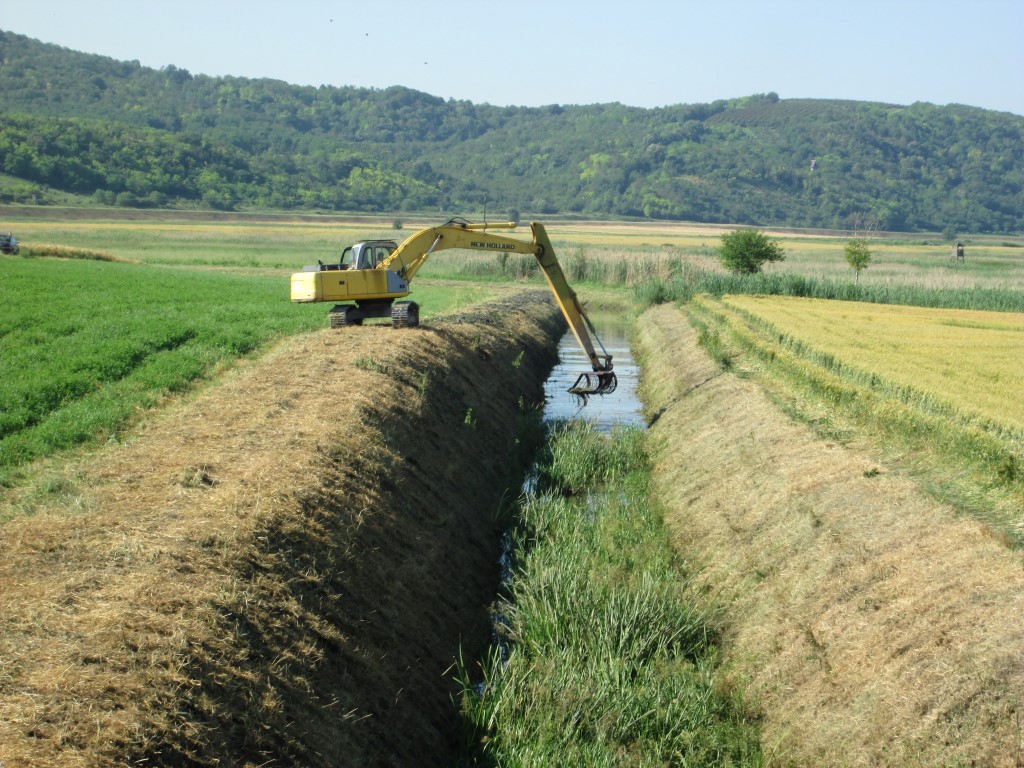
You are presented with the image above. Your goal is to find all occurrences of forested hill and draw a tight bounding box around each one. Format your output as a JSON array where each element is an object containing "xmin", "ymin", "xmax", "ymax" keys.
[{"xmin": 1, "ymin": 30, "xmax": 1022, "ymax": 233}]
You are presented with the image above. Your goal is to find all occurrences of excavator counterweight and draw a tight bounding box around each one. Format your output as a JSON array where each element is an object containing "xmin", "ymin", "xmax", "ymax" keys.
[{"xmin": 291, "ymin": 219, "xmax": 616, "ymax": 398}]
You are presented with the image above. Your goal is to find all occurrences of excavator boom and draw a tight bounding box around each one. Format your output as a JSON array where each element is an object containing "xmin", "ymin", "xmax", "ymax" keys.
[{"xmin": 291, "ymin": 219, "xmax": 616, "ymax": 397}]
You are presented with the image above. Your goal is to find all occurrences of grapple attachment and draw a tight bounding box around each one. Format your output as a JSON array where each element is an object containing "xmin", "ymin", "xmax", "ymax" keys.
[{"xmin": 568, "ymin": 369, "xmax": 617, "ymax": 398}]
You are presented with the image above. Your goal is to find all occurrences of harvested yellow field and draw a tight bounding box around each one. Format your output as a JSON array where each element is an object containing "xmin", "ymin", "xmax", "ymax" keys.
[{"xmin": 724, "ymin": 295, "xmax": 1024, "ymax": 431}]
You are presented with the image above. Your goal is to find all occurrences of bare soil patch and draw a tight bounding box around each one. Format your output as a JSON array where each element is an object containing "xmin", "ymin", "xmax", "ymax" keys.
[
  {"xmin": 0, "ymin": 292, "xmax": 562, "ymax": 767},
  {"xmin": 637, "ymin": 304, "xmax": 1024, "ymax": 767}
]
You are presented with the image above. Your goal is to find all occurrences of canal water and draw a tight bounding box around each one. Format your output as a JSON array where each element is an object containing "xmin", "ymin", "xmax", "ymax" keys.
[{"xmin": 541, "ymin": 314, "xmax": 645, "ymax": 430}]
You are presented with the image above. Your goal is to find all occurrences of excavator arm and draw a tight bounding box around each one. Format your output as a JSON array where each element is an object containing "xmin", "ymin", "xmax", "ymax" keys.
[{"xmin": 381, "ymin": 220, "xmax": 615, "ymax": 395}]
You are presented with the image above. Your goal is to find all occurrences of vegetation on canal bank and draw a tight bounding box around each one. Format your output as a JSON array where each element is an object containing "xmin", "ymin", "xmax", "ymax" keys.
[{"xmin": 456, "ymin": 422, "xmax": 762, "ymax": 766}]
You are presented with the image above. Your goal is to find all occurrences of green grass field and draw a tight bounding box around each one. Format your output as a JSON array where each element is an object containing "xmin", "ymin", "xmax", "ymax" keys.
[{"xmin": 0, "ymin": 258, "xmax": 325, "ymax": 477}]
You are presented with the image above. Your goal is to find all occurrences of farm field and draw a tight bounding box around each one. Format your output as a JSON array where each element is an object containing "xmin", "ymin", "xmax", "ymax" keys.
[
  {"xmin": 686, "ymin": 294, "xmax": 1024, "ymax": 546},
  {"xmin": 723, "ymin": 295, "xmax": 1024, "ymax": 430},
  {"xmin": 2, "ymin": 211, "xmax": 1021, "ymax": 510},
  {"xmin": 0, "ymin": 247, "xmax": 503, "ymax": 489},
  {"xmin": 6, "ymin": 208, "xmax": 1024, "ymax": 287},
  {"xmin": 637, "ymin": 305, "xmax": 1024, "ymax": 765}
]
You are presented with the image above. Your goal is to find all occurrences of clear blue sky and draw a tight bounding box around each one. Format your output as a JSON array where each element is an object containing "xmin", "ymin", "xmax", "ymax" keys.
[{"xmin": 3, "ymin": 0, "xmax": 1022, "ymax": 116}]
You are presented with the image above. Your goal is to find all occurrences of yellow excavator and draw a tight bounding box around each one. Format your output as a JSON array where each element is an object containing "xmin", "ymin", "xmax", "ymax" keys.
[{"xmin": 290, "ymin": 219, "xmax": 616, "ymax": 397}]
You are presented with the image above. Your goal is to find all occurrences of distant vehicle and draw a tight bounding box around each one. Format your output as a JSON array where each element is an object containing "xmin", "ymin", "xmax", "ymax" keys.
[{"xmin": 0, "ymin": 232, "xmax": 19, "ymax": 255}]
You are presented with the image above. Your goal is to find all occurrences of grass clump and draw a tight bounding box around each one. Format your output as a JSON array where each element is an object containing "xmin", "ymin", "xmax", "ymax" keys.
[{"xmin": 457, "ymin": 422, "xmax": 761, "ymax": 766}]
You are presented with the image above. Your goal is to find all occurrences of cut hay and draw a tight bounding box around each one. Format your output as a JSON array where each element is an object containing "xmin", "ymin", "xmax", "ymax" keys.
[
  {"xmin": 16, "ymin": 242, "xmax": 127, "ymax": 261},
  {"xmin": 0, "ymin": 292, "xmax": 561, "ymax": 767},
  {"xmin": 637, "ymin": 304, "xmax": 1024, "ymax": 767}
]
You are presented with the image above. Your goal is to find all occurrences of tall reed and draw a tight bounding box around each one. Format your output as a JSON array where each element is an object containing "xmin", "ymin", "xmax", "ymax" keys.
[{"xmin": 634, "ymin": 267, "xmax": 1024, "ymax": 312}]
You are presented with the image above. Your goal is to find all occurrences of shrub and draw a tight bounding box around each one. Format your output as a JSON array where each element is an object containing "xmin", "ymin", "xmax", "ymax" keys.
[{"xmin": 719, "ymin": 229, "xmax": 786, "ymax": 274}]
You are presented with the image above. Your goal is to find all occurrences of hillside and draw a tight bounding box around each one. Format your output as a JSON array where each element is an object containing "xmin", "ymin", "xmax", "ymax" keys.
[{"xmin": 1, "ymin": 30, "xmax": 1022, "ymax": 233}]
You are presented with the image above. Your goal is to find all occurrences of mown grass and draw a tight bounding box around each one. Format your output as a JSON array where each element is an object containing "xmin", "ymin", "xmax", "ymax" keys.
[
  {"xmin": 686, "ymin": 296, "xmax": 1024, "ymax": 546},
  {"xmin": 456, "ymin": 422, "xmax": 762, "ymax": 766}
]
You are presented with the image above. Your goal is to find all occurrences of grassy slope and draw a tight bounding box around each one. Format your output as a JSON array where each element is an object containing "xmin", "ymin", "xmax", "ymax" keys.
[
  {"xmin": 637, "ymin": 304, "xmax": 1024, "ymax": 766},
  {"xmin": 0, "ymin": 294, "xmax": 561, "ymax": 767},
  {"xmin": 686, "ymin": 295, "xmax": 1023, "ymax": 545}
]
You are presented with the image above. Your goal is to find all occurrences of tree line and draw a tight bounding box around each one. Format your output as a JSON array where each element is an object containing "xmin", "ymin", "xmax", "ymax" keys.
[{"xmin": 0, "ymin": 30, "xmax": 1021, "ymax": 233}]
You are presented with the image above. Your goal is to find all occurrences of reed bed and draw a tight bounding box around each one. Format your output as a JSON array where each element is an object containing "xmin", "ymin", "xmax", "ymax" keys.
[
  {"xmin": 456, "ymin": 422, "xmax": 762, "ymax": 766},
  {"xmin": 634, "ymin": 265, "xmax": 1024, "ymax": 312},
  {"xmin": 423, "ymin": 244, "xmax": 695, "ymax": 287}
]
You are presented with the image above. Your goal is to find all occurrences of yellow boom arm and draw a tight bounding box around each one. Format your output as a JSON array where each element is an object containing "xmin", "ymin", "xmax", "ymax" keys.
[
  {"xmin": 384, "ymin": 221, "xmax": 614, "ymax": 385},
  {"xmin": 291, "ymin": 220, "xmax": 616, "ymax": 395}
]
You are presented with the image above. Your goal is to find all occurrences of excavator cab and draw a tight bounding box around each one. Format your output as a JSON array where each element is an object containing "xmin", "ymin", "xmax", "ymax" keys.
[{"xmin": 340, "ymin": 241, "xmax": 397, "ymax": 270}]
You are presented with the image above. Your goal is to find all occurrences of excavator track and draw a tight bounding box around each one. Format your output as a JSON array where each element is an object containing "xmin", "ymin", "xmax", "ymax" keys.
[
  {"xmin": 391, "ymin": 301, "xmax": 419, "ymax": 328},
  {"xmin": 329, "ymin": 305, "xmax": 363, "ymax": 328}
]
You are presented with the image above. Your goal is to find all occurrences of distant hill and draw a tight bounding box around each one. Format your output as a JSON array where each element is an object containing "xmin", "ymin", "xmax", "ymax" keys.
[{"xmin": 1, "ymin": 30, "xmax": 1021, "ymax": 233}]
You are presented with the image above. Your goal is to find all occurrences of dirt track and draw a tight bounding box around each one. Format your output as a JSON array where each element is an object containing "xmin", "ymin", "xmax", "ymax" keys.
[
  {"xmin": 638, "ymin": 304, "xmax": 1024, "ymax": 767},
  {"xmin": 0, "ymin": 292, "xmax": 562, "ymax": 767}
]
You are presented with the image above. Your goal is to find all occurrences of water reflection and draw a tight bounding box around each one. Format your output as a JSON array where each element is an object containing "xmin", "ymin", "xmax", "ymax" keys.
[{"xmin": 542, "ymin": 315, "xmax": 644, "ymax": 432}]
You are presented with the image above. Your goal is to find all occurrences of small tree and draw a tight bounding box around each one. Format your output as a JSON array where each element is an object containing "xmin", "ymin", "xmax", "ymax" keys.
[
  {"xmin": 844, "ymin": 238, "xmax": 872, "ymax": 282},
  {"xmin": 719, "ymin": 229, "xmax": 785, "ymax": 274}
]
